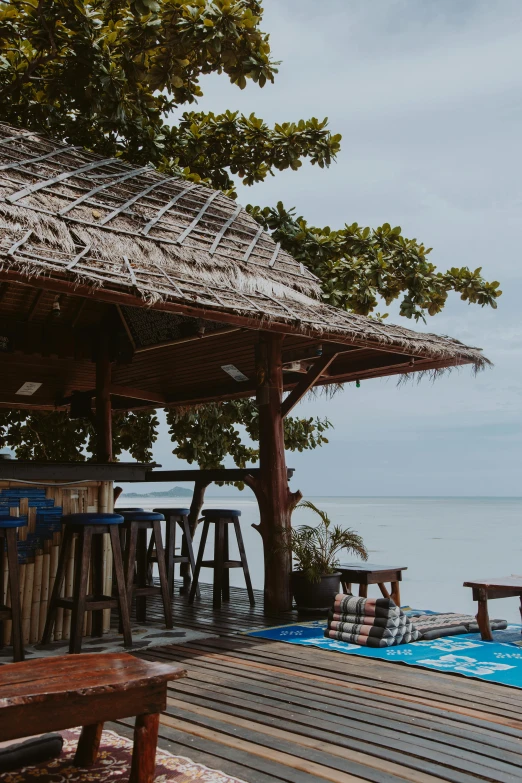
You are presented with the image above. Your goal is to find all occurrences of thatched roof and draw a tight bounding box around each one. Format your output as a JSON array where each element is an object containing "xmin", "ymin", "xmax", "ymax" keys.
[{"xmin": 0, "ymin": 122, "xmax": 487, "ymax": 371}]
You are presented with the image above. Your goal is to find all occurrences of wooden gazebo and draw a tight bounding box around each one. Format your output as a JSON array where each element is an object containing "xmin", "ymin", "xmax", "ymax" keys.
[{"xmin": 0, "ymin": 123, "xmax": 488, "ymax": 610}]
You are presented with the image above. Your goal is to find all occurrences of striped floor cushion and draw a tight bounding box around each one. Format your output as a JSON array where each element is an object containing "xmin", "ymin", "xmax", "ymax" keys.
[
  {"xmin": 325, "ymin": 615, "xmax": 420, "ymax": 647},
  {"xmin": 333, "ymin": 594, "xmax": 401, "ymax": 620},
  {"xmin": 410, "ymin": 613, "xmax": 508, "ymax": 640}
]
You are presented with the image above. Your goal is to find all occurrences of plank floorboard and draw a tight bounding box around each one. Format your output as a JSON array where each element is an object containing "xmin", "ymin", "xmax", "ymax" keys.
[{"xmin": 122, "ymin": 583, "xmax": 522, "ymax": 782}]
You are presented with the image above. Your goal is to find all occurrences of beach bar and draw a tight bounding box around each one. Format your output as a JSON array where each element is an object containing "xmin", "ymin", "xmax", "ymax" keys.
[
  {"xmin": 0, "ymin": 121, "xmax": 488, "ymax": 629},
  {"xmin": 3, "ymin": 123, "xmax": 522, "ymax": 783}
]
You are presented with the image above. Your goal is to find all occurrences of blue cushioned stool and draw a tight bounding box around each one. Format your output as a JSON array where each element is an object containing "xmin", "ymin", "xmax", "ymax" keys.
[
  {"xmin": 152, "ymin": 508, "xmax": 200, "ymax": 599},
  {"xmin": 120, "ymin": 511, "xmax": 172, "ymax": 628},
  {"xmin": 189, "ymin": 509, "xmax": 254, "ymax": 609},
  {"xmin": 0, "ymin": 516, "xmax": 26, "ymax": 661},
  {"xmin": 41, "ymin": 513, "xmax": 132, "ymax": 654}
]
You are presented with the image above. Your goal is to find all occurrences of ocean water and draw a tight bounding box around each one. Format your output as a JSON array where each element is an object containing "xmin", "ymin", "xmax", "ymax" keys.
[{"xmin": 116, "ymin": 496, "xmax": 522, "ymax": 623}]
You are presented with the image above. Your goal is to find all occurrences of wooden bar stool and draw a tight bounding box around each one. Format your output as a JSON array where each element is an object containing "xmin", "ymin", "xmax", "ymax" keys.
[
  {"xmin": 188, "ymin": 509, "xmax": 255, "ymax": 610},
  {"xmin": 121, "ymin": 511, "xmax": 172, "ymax": 628},
  {"xmin": 0, "ymin": 516, "xmax": 25, "ymax": 662},
  {"xmin": 152, "ymin": 507, "xmax": 200, "ymax": 598},
  {"xmin": 41, "ymin": 513, "xmax": 132, "ymax": 654}
]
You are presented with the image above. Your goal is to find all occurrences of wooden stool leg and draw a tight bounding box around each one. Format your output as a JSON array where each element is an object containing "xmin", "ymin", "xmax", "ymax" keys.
[
  {"xmin": 233, "ymin": 518, "xmax": 255, "ymax": 606},
  {"xmin": 390, "ymin": 581, "xmax": 401, "ymax": 606},
  {"xmin": 166, "ymin": 518, "xmax": 175, "ymax": 598},
  {"xmin": 124, "ymin": 523, "xmax": 138, "ymax": 621},
  {"xmin": 183, "ymin": 517, "xmax": 200, "ymax": 599},
  {"xmin": 70, "ymin": 527, "xmax": 91, "ymax": 655},
  {"xmin": 222, "ymin": 522, "xmax": 230, "ymax": 603},
  {"xmin": 136, "ymin": 527, "xmax": 148, "ymax": 623},
  {"xmin": 0, "ymin": 535, "xmax": 5, "ymax": 650},
  {"xmin": 109, "ymin": 526, "xmax": 132, "ymax": 648},
  {"xmin": 358, "ymin": 584, "xmax": 368, "ymax": 598},
  {"xmin": 146, "ymin": 536, "xmax": 154, "ymax": 586},
  {"xmin": 74, "ymin": 722, "xmax": 104, "ymax": 766},
  {"xmin": 179, "ymin": 520, "xmax": 190, "ymax": 595},
  {"xmin": 41, "ymin": 525, "xmax": 73, "ymax": 645},
  {"xmin": 341, "ymin": 581, "xmax": 352, "ymax": 594},
  {"xmin": 91, "ymin": 531, "xmax": 105, "ymax": 637},
  {"xmin": 378, "ymin": 582, "xmax": 391, "ymax": 599},
  {"xmin": 476, "ymin": 588, "xmax": 493, "ymax": 641},
  {"xmin": 130, "ymin": 712, "xmax": 159, "ymax": 783},
  {"xmin": 188, "ymin": 520, "xmax": 209, "ymax": 605},
  {"xmin": 152, "ymin": 520, "xmax": 173, "ymax": 628},
  {"xmin": 213, "ymin": 520, "xmax": 225, "ymax": 610},
  {"xmin": 5, "ymin": 529, "xmax": 23, "ymax": 662}
]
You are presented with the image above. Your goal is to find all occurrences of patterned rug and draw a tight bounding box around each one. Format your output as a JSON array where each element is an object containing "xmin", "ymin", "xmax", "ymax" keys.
[
  {"xmin": 0, "ymin": 622, "xmax": 215, "ymax": 663},
  {"xmin": 247, "ymin": 620, "xmax": 522, "ymax": 689},
  {"xmin": 0, "ymin": 728, "xmax": 247, "ymax": 783}
]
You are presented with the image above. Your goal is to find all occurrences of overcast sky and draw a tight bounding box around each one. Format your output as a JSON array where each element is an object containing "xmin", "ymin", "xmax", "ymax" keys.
[{"xmin": 146, "ymin": 0, "xmax": 522, "ymax": 497}]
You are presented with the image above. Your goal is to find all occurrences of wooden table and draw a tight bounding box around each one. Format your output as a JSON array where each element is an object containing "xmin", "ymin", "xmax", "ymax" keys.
[
  {"xmin": 339, "ymin": 563, "xmax": 407, "ymax": 606},
  {"xmin": 463, "ymin": 577, "xmax": 522, "ymax": 641},
  {"xmin": 0, "ymin": 652, "xmax": 185, "ymax": 782}
]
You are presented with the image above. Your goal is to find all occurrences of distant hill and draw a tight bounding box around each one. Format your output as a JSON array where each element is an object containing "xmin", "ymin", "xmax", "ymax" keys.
[{"xmin": 123, "ymin": 486, "xmax": 192, "ymax": 498}]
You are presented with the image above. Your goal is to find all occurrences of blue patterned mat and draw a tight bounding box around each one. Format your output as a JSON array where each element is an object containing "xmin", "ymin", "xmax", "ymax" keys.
[{"xmin": 247, "ymin": 619, "xmax": 522, "ymax": 688}]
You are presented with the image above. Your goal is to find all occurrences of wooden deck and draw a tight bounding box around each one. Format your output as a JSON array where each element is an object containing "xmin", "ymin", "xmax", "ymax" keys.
[{"xmin": 108, "ymin": 582, "xmax": 522, "ymax": 783}]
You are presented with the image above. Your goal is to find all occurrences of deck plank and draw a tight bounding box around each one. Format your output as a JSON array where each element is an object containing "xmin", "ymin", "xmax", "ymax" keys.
[{"xmin": 119, "ymin": 583, "xmax": 522, "ymax": 782}]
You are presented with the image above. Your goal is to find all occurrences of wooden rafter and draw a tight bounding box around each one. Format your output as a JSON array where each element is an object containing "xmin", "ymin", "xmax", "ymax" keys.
[
  {"xmin": 281, "ymin": 353, "xmax": 339, "ymax": 418},
  {"xmin": 176, "ymin": 190, "xmax": 221, "ymax": 244},
  {"xmin": 110, "ymin": 385, "xmax": 167, "ymax": 405},
  {"xmin": 7, "ymin": 156, "xmax": 114, "ymax": 203},
  {"xmin": 59, "ymin": 165, "xmax": 152, "ymax": 215},
  {"xmin": 99, "ymin": 177, "xmax": 173, "ymax": 226},
  {"xmin": 268, "ymin": 242, "xmax": 281, "ymax": 268},
  {"xmin": 243, "ymin": 225, "xmax": 264, "ymax": 262},
  {"xmin": 26, "ymin": 289, "xmax": 43, "ymax": 321},
  {"xmin": 0, "ymin": 145, "xmax": 76, "ymax": 173},
  {"xmin": 8, "ymin": 230, "xmax": 33, "ymax": 256},
  {"xmin": 209, "ymin": 205, "xmax": 242, "ymax": 255},
  {"xmin": 66, "ymin": 241, "xmax": 91, "ymax": 270},
  {"xmin": 142, "ymin": 182, "xmax": 198, "ymax": 236}
]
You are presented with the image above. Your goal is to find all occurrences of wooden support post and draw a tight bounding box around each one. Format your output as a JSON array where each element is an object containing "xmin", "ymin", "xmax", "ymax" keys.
[
  {"xmin": 245, "ymin": 333, "xmax": 302, "ymax": 612},
  {"xmin": 96, "ymin": 334, "xmax": 112, "ymax": 464}
]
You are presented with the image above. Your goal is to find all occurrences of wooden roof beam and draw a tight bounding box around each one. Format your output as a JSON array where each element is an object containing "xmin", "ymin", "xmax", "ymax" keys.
[
  {"xmin": 110, "ymin": 385, "xmax": 167, "ymax": 405},
  {"xmin": 60, "ymin": 386, "xmax": 167, "ymax": 406},
  {"xmin": 281, "ymin": 353, "xmax": 339, "ymax": 418}
]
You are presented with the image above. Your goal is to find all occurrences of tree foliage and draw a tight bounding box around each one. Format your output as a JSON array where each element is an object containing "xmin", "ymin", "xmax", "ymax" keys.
[
  {"xmin": 166, "ymin": 401, "xmax": 331, "ymax": 472},
  {"xmin": 0, "ymin": 0, "xmax": 501, "ymax": 466},
  {"xmin": 0, "ymin": 410, "xmax": 158, "ymax": 462},
  {"xmin": 248, "ymin": 203, "xmax": 501, "ymax": 322},
  {"xmin": 0, "ymin": 1, "xmax": 338, "ymax": 193}
]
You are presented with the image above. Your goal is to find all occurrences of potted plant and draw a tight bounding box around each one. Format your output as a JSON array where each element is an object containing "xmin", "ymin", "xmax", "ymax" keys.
[{"xmin": 286, "ymin": 500, "xmax": 368, "ymax": 613}]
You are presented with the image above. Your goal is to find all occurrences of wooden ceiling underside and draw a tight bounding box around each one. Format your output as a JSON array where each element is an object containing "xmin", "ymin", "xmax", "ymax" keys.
[{"xmin": 0, "ymin": 280, "xmax": 464, "ymax": 411}]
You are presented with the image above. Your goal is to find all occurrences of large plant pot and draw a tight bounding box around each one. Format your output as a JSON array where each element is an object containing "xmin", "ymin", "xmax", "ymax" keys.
[{"xmin": 291, "ymin": 571, "xmax": 341, "ymax": 615}]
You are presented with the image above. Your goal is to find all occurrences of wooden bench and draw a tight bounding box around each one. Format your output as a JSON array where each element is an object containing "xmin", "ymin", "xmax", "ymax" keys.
[
  {"xmin": 0, "ymin": 652, "xmax": 186, "ymax": 782},
  {"xmin": 339, "ymin": 563, "xmax": 407, "ymax": 606},
  {"xmin": 464, "ymin": 577, "xmax": 522, "ymax": 641}
]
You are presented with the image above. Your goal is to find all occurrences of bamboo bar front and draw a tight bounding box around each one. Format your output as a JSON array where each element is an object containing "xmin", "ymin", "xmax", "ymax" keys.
[{"xmin": 0, "ymin": 480, "xmax": 114, "ymax": 645}]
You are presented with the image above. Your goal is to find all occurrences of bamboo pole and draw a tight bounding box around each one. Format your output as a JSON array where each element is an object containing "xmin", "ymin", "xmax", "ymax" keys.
[
  {"xmin": 3, "ymin": 583, "xmax": 11, "ymax": 647},
  {"xmin": 39, "ymin": 549, "xmax": 50, "ymax": 642},
  {"xmin": 62, "ymin": 534, "xmax": 76, "ymax": 640},
  {"xmin": 22, "ymin": 560, "xmax": 34, "ymax": 644},
  {"xmin": 29, "ymin": 551, "xmax": 43, "ymax": 644}
]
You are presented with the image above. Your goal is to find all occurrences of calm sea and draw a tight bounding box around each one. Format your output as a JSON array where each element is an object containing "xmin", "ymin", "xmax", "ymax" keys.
[{"xmin": 117, "ymin": 496, "xmax": 522, "ymax": 623}]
